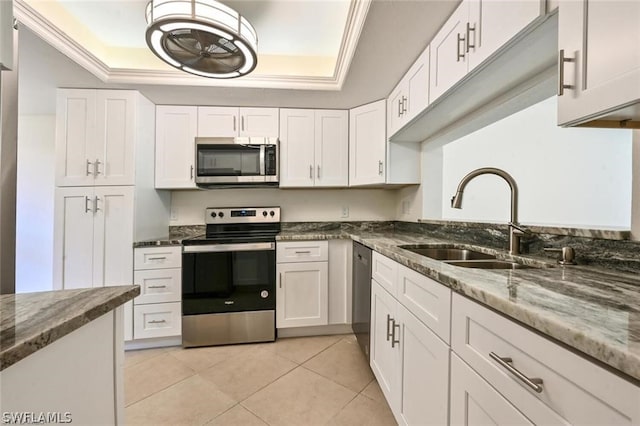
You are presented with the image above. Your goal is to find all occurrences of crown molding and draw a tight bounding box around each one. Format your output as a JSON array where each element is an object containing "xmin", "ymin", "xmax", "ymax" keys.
[{"xmin": 14, "ymin": 0, "xmax": 371, "ymax": 91}]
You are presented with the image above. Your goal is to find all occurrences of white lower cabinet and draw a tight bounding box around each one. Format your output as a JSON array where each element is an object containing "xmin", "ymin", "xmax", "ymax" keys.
[
  {"xmin": 132, "ymin": 246, "xmax": 182, "ymax": 340},
  {"xmin": 450, "ymin": 352, "xmax": 532, "ymax": 425},
  {"xmin": 276, "ymin": 261, "xmax": 328, "ymax": 328},
  {"xmin": 370, "ymin": 277, "xmax": 450, "ymax": 426}
]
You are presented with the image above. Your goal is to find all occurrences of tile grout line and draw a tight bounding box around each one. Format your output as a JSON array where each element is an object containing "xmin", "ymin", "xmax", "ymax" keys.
[{"xmin": 124, "ymin": 368, "xmax": 198, "ymax": 408}]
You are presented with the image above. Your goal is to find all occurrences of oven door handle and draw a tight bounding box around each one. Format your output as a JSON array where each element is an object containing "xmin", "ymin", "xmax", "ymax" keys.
[{"xmin": 183, "ymin": 242, "xmax": 275, "ymax": 253}]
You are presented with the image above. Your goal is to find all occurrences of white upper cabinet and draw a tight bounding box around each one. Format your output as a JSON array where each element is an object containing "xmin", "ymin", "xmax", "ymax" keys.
[
  {"xmin": 430, "ymin": 0, "xmax": 543, "ymax": 103},
  {"xmin": 349, "ymin": 100, "xmax": 387, "ymax": 186},
  {"xmin": 388, "ymin": 46, "xmax": 430, "ymax": 137},
  {"xmin": 279, "ymin": 109, "xmax": 348, "ymax": 188},
  {"xmin": 557, "ymin": 0, "xmax": 640, "ymax": 127},
  {"xmin": 197, "ymin": 107, "xmax": 279, "ymax": 137},
  {"xmin": 56, "ymin": 90, "xmax": 136, "ymax": 187},
  {"xmin": 0, "ymin": 0, "xmax": 13, "ymax": 70},
  {"xmin": 155, "ymin": 105, "xmax": 197, "ymax": 189},
  {"xmin": 350, "ymin": 100, "xmax": 420, "ymax": 187}
]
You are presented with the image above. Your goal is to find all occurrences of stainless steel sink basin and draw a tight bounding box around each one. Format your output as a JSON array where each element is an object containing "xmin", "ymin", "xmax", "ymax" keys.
[
  {"xmin": 445, "ymin": 260, "xmax": 533, "ymax": 270},
  {"xmin": 398, "ymin": 245, "xmax": 496, "ymax": 261}
]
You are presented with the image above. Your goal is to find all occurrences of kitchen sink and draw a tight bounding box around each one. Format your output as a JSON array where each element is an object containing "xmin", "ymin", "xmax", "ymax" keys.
[
  {"xmin": 445, "ymin": 260, "xmax": 533, "ymax": 270},
  {"xmin": 398, "ymin": 245, "xmax": 496, "ymax": 261},
  {"xmin": 398, "ymin": 244, "xmax": 543, "ymax": 270}
]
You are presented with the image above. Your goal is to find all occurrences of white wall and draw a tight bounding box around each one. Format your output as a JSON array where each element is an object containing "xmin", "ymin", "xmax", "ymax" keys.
[
  {"xmin": 170, "ymin": 188, "xmax": 397, "ymax": 225},
  {"xmin": 16, "ymin": 115, "xmax": 56, "ymax": 293},
  {"xmin": 439, "ymin": 96, "xmax": 632, "ymax": 228}
]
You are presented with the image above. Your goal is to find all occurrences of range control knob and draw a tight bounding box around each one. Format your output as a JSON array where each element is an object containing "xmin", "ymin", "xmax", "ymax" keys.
[
  {"xmin": 210, "ymin": 211, "xmax": 217, "ymax": 218},
  {"xmin": 270, "ymin": 210, "xmax": 275, "ymax": 217},
  {"xmin": 218, "ymin": 212, "xmax": 224, "ymax": 218},
  {"xmin": 262, "ymin": 210, "xmax": 268, "ymax": 217}
]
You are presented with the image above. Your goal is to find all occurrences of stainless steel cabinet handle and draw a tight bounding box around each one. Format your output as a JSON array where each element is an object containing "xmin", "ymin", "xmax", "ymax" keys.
[
  {"xmin": 317, "ymin": 165, "xmax": 321, "ymax": 179},
  {"xmin": 86, "ymin": 160, "xmax": 94, "ymax": 176},
  {"xmin": 457, "ymin": 33, "xmax": 466, "ymax": 62},
  {"xmin": 147, "ymin": 285, "xmax": 167, "ymax": 289},
  {"xmin": 94, "ymin": 196, "xmax": 100, "ymax": 212},
  {"xmin": 279, "ymin": 273, "xmax": 282, "ymax": 288},
  {"xmin": 147, "ymin": 256, "xmax": 167, "ymax": 260},
  {"xmin": 148, "ymin": 319, "xmax": 166, "ymax": 324},
  {"xmin": 190, "ymin": 165, "xmax": 194, "ymax": 180},
  {"xmin": 466, "ymin": 22, "xmax": 476, "ymax": 52},
  {"xmin": 557, "ymin": 49, "xmax": 575, "ymax": 96},
  {"xmin": 401, "ymin": 96, "xmax": 407, "ymax": 114},
  {"xmin": 309, "ymin": 164, "xmax": 313, "ymax": 179},
  {"xmin": 489, "ymin": 352, "xmax": 544, "ymax": 393},
  {"xmin": 386, "ymin": 314, "xmax": 393, "ymax": 341},
  {"xmin": 295, "ymin": 250, "xmax": 312, "ymax": 254},
  {"xmin": 94, "ymin": 158, "xmax": 101, "ymax": 176},
  {"xmin": 241, "ymin": 116, "xmax": 245, "ymax": 131},
  {"xmin": 84, "ymin": 196, "xmax": 92, "ymax": 213},
  {"xmin": 378, "ymin": 160, "xmax": 384, "ymax": 176},
  {"xmin": 391, "ymin": 320, "xmax": 400, "ymax": 348},
  {"xmin": 398, "ymin": 98, "xmax": 402, "ymax": 117},
  {"xmin": 233, "ymin": 116, "xmax": 236, "ymax": 131}
]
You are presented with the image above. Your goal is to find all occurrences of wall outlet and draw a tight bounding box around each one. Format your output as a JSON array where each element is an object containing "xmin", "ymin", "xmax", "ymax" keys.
[
  {"xmin": 170, "ymin": 207, "xmax": 178, "ymax": 221},
  {"xmin": 402, "ymin": 200, "xmax": 411, "ymax": 215},
  {"xmin": 341, "ymin": 206, "xmax": 349, "ymax": 218}
]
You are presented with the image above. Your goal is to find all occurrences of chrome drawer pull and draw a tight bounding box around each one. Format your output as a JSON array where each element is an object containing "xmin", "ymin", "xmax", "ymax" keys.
[
  {"xmin": 386, "ymin": 314, "xmax": 393, "ymax": 341},
  {"xmin": 148, "ymin": 319, "xmax": 167, "ymax": 324},
  {"xmin": 391, "ymin": 320, "xmax": 400, "ymax": 348},
  {"xmin": 147, "ymin": 256, "xmax": 167, "ymax": 260},
  {"xmin": 295, "ymin": 250, "xmax": 311, "ymax": 254},
  {"xmin": 490, "ymin": 352, "xmax": 544, "ymax": 393},
  {"xmin": 147, "ymin": 285, "xmax": 167, "ymax": 289}
]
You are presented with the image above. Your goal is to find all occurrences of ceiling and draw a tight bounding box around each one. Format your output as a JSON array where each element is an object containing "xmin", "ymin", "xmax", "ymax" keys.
[{"xmin": 16, "ymin": 0, "xmax": 461, "ymax": 114}]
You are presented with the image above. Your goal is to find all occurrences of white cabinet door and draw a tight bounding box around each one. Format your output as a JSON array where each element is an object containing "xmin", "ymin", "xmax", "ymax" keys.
[
  {"xmin": 396, "ymin": 303, "xmax": 450, "ymax": 426},
  {"xmin": 155, "ymin": 106, "xmax": 197, "ymax": 189},
  {"xmin": 387, "ymin": 82, "xmax": 408, "ymax": 137},
  {"xmin": 53, "ymin": 187, "xmax": 95, "ymax": 290},
  {"xmin": 279, "ymin": 109, "xmax": 315, "ymax": 187},
  {"xmin": 467, "ymin": 0, "xmax": 542, "ymax": 72},
  {"xmin": 405, "ymin": 45, "xmax": 430, "ymax": 122},
  {"xmin": 92, "ymin": 186, "xmax": 134, "ymax": 288},
  {"xmin": 370, "ymin": 280, "xmax": 400, "ymax": 408},
  {"xmin": 197, "ymin": 106, "xmax": 238, "ymax": 137},
  {"xmin": 94, "ymin": 91, "xmax": 136, "ymax": 186},
  {"xmin": 123, "ymin": 300, "xmax": 133, "ymax": 342},
  {"xmin": 450, "ymin": 353, "xmax": 533, "ymax": 426},
  {"xmin": 55, "ymin": 89, "xmax": 97, "ymax": 187},
  {"xmin": 429, "ymin": 0, "xmax": 470, "ymax": 102},
  {"xmin": 240, "ymin": 107, "xmax": 279, "ymax": 137},
  {"xmin": 315, "ymin": 110, "xmax": 348, "ymax": 187},
  {"xmin": 558, "ymin": 0, "xmax": 640, "ymax": 126},
  {"xmin": 276, "ymin": 261, "xmax": 328, "ymax": 328},
  {"xmin": 349, "ymin": 100, "xmax": 387, "ymax": 186}
]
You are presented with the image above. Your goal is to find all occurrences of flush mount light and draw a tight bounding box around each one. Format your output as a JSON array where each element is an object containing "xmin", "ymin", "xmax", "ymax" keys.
[{"xmin": 145, "ymin": 0, "xmax": 258, "ymax": 78}]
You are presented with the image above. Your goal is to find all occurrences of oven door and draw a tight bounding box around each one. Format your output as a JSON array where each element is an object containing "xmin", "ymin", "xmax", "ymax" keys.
[{"xmin": 182, "ymin": 242, "xmax": 276, "ymax": 316}]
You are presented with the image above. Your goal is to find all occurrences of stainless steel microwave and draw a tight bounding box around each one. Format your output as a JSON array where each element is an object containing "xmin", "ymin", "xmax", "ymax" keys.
[{"xmin": 195, "ymin": 137, "xmax": 278, "ymax": 187}]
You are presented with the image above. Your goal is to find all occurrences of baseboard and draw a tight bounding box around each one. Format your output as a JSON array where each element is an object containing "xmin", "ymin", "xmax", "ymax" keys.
[
  {"xmin": 124, "ymin": 336, "xmax": 182, "ymax": 351},
  {"xmin": 277, "ymin": 324, "xmax": 353, "ymax": 338}
]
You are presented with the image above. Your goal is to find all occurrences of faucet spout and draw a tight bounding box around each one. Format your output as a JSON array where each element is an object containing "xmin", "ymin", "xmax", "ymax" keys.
[{"xmin": 450, "ymin": 167, "xmax": 524, "ymax": 255}]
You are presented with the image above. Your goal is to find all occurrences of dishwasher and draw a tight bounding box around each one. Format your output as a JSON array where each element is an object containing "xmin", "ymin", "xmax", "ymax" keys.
[{"xmin": 352, "ymin": 241, "xmax": 372, "ymax": 360}]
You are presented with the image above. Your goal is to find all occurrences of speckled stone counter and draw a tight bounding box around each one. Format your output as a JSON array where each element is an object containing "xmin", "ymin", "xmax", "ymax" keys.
[
  {"xmin": 278, "ymin": 228, "xmax": 640, "ymax": 383},
  {"xmin": 0, "ymin": 286, "xmax": 140, "ymax": 371}
]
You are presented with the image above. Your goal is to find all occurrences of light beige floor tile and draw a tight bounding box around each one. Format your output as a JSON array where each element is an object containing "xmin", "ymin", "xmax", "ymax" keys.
[
  {"xmin": 264, "ymin": 335, "xmax": 342, "ymax": 364},
  {"xmin": 303, "ymin": 336, "xmax": 374, "ymax": 392},
  {"xmin": 124, "ymin": 347, "xmax": 167, "ymax": 368},
  {"xmin": 167, "ymin": 344, "xmax": 255, "ymax": 372},
  {"xmin": 124, "ymin": 353, "xmax": 195, "ymax": 406},
  {"xmin": 243, "ymin": 367, "xmax": 356, "ymax": 426},
  {"xmin": 328, "ymin": 393, "xmax": 397, "ymax": 426},
  {"xmin": 125, "ymin": 375, "xmax": 235, "ymax": 425},
  {"xmin": 199, "ymin": 347, "xmax": 297, "ymax": 401},
  {"xmin": 362, "ymin": 379, "xmax": 386, "ymax": 403},
  {"xmin": 207, "ymin": 404, "xmax": 267, "ymax": 426}
]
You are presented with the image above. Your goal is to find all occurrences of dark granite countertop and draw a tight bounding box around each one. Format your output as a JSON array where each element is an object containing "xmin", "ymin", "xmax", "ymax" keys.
[
  {"xmin": 277, "ymin": 229, "xmax": 640, "ymax": 382},
  {"xmin": 0, "ymin": 286, "xmax": 140, "ymax": 371}
]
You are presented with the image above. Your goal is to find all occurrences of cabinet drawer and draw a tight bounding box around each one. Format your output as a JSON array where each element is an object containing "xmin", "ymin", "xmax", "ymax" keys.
[
  {"xmin": 451, "ymin": 293, "xmax": 640, "ymax": 425},
  {"xmin": 134, "ymin": 246, "xmax": 181, "ymax": 270},
  {"xmin": 277, "ymin": 241, "xmax": 328, "ymax": 263},
  {"xmin": 396, "ymin": 264, "xmax": 451, "ymax": 344},
  {"xmin": 133, "ymin": 302, "xmax": 181, "ymax": 339},
  {"xmin": 134, "ymin": 268, "xmax": 181, "ymax": 305},
  {"xmin": 372, "ymin": 252, "xmax": 398, "ymax": 295}
]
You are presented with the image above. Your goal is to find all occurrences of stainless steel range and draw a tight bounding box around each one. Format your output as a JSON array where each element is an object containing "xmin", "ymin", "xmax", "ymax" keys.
[{"xmin": 181, "ymin": 207, "xmax": 280, "ymax": 347}]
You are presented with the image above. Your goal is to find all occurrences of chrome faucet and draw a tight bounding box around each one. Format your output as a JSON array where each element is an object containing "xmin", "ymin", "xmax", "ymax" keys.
[{"xmin": 450, "ymin": 167, "xmax": 527, "ymax": 255}]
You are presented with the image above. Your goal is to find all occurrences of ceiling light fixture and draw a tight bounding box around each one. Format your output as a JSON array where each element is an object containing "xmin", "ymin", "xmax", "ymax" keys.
[{"xmin": 145, "ymin": 0, "xmax": 258, "ymax": 79}]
